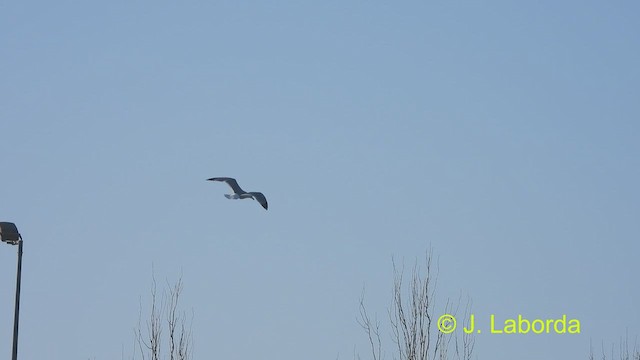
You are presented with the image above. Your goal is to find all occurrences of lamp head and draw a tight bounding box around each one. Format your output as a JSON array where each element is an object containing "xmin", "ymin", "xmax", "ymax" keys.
[{"xmin": 0, "ymin": 222, "xmax": 21, "ymax": 245}]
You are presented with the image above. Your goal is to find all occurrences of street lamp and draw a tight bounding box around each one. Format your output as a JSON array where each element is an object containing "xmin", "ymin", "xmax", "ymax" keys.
[{"xmin": 0, "ymin": 222, "xmax": 22, "ymax": 360}]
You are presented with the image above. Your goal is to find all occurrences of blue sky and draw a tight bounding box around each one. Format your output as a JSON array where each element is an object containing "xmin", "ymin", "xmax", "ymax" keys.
[{"xmin": 1, "ymin": 1, "xmax": 639, "ymax": 359}]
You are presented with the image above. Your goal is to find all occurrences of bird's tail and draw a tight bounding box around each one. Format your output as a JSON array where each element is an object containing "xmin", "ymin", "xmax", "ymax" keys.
[{"xmin": 224, "ymin": 194, "xmax": 240, "ymax": 199}]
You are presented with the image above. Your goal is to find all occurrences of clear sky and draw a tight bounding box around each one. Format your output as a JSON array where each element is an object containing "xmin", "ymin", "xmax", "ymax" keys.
[{"xmin": 1, "ymin": 1, "xmax": 639, "ymax": 359}]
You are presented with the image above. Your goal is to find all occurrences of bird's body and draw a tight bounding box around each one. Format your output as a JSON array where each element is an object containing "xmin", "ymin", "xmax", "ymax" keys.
[{"xmin": 207, "ymin": 177, "xmax": 268, "ymax": 210}]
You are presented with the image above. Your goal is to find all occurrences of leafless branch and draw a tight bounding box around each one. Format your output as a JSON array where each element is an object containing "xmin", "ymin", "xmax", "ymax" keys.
[
  {"xmin": 360, "ymin": 247, "xmax": 474, "ymax": 360},
  {"xmin": 133, "ymin": 274, "xmax": 193, "ymax": 360},
  {"xmin": 358, "ymin": 290, "xmax": 383, "ymax": 360}
]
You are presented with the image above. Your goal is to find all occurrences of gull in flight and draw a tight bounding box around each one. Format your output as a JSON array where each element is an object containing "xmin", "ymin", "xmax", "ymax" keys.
[{"xmin": 207, "ymin": 177, "xmax": 268, "ymax": 210}]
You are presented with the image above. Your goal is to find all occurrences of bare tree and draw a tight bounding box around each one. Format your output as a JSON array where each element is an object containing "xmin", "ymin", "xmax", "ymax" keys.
[
  {"xmin": 358, "ymin": 249, "xmax": 475, "ymax": 360},
  {"xmin": 133, "ymin": 275, "xmax": 193, "ymax": 360},
  {"xmin": 358, "ymin": 292, "xmax": 383, "ymax": 360},
  {"xmin": 589, "ymin": 334, "xmax": 640, "ymax": 360}
]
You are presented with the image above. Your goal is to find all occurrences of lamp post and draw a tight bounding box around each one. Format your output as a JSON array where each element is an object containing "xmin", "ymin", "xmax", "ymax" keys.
[{"xmin": 0, "ymin": 222, "xmax": 22, "ymax": 360}]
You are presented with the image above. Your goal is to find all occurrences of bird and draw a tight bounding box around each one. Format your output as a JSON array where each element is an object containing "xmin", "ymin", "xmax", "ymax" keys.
[{"xmin": 207, "ymin": 177, "xmax": 268, "ymax": 210}]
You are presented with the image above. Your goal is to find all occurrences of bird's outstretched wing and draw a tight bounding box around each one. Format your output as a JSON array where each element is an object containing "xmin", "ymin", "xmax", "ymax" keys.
[
  {"xmin": 249, "ymin": 192, "xmax": 268, "ymax": 210},
  {"xmin": 207, "ymin": 177, "xmax": 245, "ymax": 194}
]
